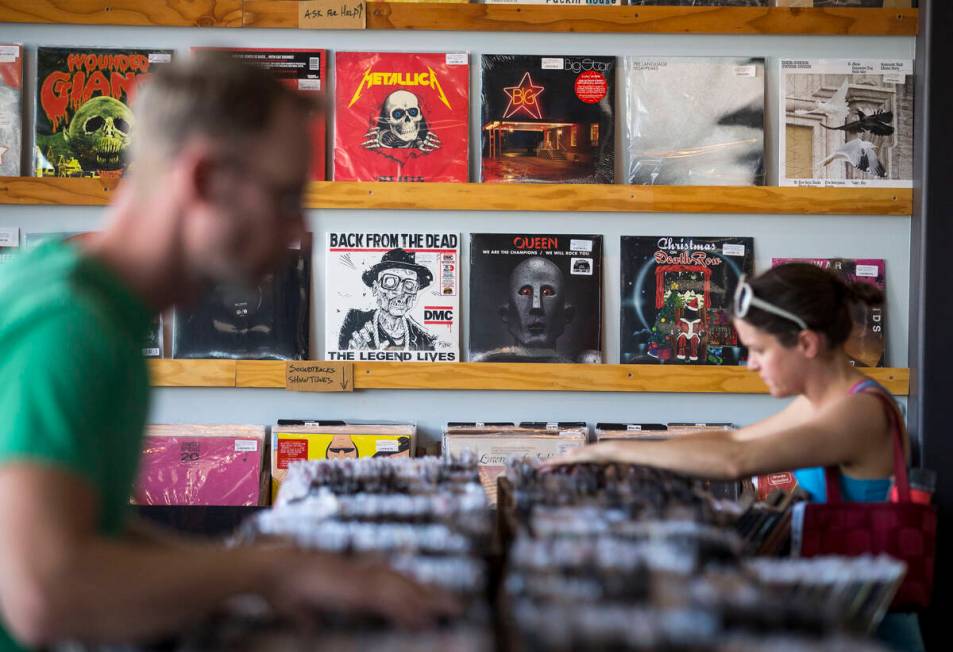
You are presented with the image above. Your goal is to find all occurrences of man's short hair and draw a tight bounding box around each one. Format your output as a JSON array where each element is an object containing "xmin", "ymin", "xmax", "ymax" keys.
[{"xmin": 130, "ymin": 52, "xmax": 319, "ymax": 164}]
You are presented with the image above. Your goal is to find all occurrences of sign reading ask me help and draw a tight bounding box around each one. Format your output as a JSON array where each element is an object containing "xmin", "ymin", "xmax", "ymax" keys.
[
  {"xmin": 298, "ymin": 0, "xmax": 366, "ymax": 30},
  {"xmin": 286, "ymin": 361, "xmax": 354, "ymax": 392}
]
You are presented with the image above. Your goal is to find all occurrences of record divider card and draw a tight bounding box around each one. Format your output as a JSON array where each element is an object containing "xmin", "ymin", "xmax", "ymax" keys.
[
  {"xmin": 286, "ymin": 360, "xmax": 355, "ymax": 392},
  {"xmin": 298, "ymin": 0, "xmax": 366, "ymax": 29}
]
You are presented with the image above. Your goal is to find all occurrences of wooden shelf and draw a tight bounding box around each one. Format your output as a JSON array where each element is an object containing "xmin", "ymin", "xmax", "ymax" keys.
[
  {"xmin": 246, "ymin": 3, "xmax": 917, "ymax": 35},
  {"xmin": 0, "ymin": 1, "xmax": 916, "ymax": 35},
  {"xmin": 0, "ymin": 178, "xmax": 913, "ymax": 216},
  {"xmin": 149, "ymin": 359, "xmax": 910, "ymax": 395}
]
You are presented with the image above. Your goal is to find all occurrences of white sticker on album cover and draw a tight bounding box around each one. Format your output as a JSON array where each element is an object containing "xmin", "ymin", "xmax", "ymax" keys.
[
  {"xmin": 542, "ymin": 58, "xmax": 565, "ymax": 70},
  {"xmin": 298, "ymin": 79, "xmax": 321, "ymax": 91},
  {"xmin": 546, "ymin": 422, "xmax": 559, "ymax": 431},
  {"xmin": 733, "ymin": 65, "xmax": 757, "ymax": 78},
  {"xmin": 0, "ymin": 228, "xmax": 18, "ymax": 247},
  {"xmin": 376, "ymin": 440, "xmax": 399, "ymax": 453},
  {"xmin": 309, "ymin": 57, "xmax": 321, "ymax": 71},
  {"xmin": 722, "ymin": 244, "xmax": 746, "ymax": 257},
  {"xmin": 149, "ymin": 53, "xmax": 172, "ymax": 64},
  {"xmin": 626, "ymin": 424, "xmax": 643, "ymax": 431},
  {"xmin": 446, "ymin": 52, "xmax": 468, "ymax": 66},
  {"xmin": 0, "ymin": 46, "xmax": 18, "ymax": 63},
  {"xmin": 235, "ymin": 440, "xmax": 259, "ymax": 452},
  {"xmin": 570, "ymin": 257, "xmax": 593, "ymax": 276},
  {"xmin": 882, "ymin": 72, "xmax": 906, "ymax": 84},
  {"xmin": 570, "ymin": 239, "xmax": 593, "ymax": 253},
  {"xmin": 855, "ymin": 265, "xmax": 880, "ymax": 278}
]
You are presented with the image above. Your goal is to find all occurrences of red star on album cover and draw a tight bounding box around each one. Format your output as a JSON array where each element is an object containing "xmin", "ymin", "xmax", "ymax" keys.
[
  {"xmin": 503, "ymin": 72, "xmax": 544, "ymax": 120},
  {"xmin": 334, "ymin": 52, "xmax": 469, "ymax": 183}
]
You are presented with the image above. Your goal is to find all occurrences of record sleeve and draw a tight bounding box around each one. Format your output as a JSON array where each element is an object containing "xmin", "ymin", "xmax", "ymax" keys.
[
  {"xmin": 469, "ymin": 233, "xmax": 603, "ymax": 363},
  {"xmin": 773, "ymin": 1, "xmax": 914, "ymax": 6},
  {"xmin": 780, "ymin": 59, "xmax": 913, "ymax": 187},
  {"xmin": 325, "ymin": 232, "xmax": 460, "ymax": 362},
  {"xmin": 334, "ymin": 51, "xmax": 469, "ymax": 182},
  {"xmin": 772, "ymin": 257, "xmax": 886, "ymax": 367},
  {"xmin": 620, "ymin": 236, "xmax": 754, "ymax": 365},
  {"xmin": 481, "ymin": 54, "xmax": 615, "ymax": 183},
  {"xmin": 33, "ymin": 47, "xmax": 173, "ymax": 179},
  {"xmin": 172, "ymin": 236, "xmax": 312, "ymax": 360},
  {"xmin": 0, "ymin": 227, "xmax": 17, "ymax": 265},
  {"xmin": 631, "ymin": 1, "xmax": 766, "ymax": 4},
  {"xmin": 624, "ymin": 56, "xmax": 765, "ymax": 186},
  {"xmin": 201, "ymin": 48, "xmax": 327, "ymax": 180},
  {"xmin": 133, "ymin": 425, "xmax": 268, "ymax": 507},
  {"xmin": 0, "ymin": 44, "xmax": 21, "ymax": 177}
]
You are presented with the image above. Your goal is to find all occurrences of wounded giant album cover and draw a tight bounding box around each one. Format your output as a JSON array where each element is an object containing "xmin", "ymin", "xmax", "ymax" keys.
[
  {"xmin": 773, "ymin": 258, "xmax": 886, "ymax": 367},
  {"xmin": 469, "ymin": 234, "xmax": 603, "ymax": 363},
  {"xmin": 334, "ymin": 51, "xmax": 469, "ymax": 182},
  {"xmin": 0, "ymin": 45, "xmax": 22, "ymax": 176},
  {"xmin": 624, "ymin": 56, "xmax": 765, "ymax": 186},
  {"xmin": 201, "ymin": 48, "xmax": 327, "ymax": 180},
  {"xmin": 33, "ymin": 47, "xmax": 173, "ymax": 179},
  {"xmin": 481, "ymin": 54, "xmax": 615, "ymax": 184},
  {"xmin": 621, "ymin": 236, "xmax": 754, "ymax": 365},
  {"xmin": 325, "ymin": 232, "xmax": 460, "ymax": 362},
  {"xmin": 780, "ymin": 59, "xmax": 913, "ymax": 187},
  {"xmin": 172, "ymin": 236, "xmax": 312, "ymax": 360}
]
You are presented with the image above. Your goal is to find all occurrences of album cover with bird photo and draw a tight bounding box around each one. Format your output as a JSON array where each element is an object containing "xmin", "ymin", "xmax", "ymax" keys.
[{"xmin": 780, "ymin": 59, "xmax": 913, "ymax": 187}]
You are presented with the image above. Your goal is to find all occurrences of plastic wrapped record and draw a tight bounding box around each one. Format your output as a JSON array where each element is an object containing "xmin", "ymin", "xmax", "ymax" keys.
[
  {"xmin": 481, "ymin": 54, "xmax": 615, "ymax": 183},
  {"xmin": 624, "ymin": 56, "xmax": 765, "ymax": 186},
  {"xmin": 334, "ymin": 51, "xmax": 469, "ymax": 182},
  {"xmin": 0, "ymin": 44, "xmax": 22, "ymax": 177},
  {"xmin": 171, "ymin": 236, "xmax": 312, "ymax": 360}
]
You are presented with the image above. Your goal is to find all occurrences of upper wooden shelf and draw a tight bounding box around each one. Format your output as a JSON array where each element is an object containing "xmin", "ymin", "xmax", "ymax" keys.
[
  {"xmin": 149, "ymin": 359, "xmax": 910, "ymax": 395},
  {"xmin": 0, "ymin": 1, "xmax": 917, "ymax": 35},
  {"xmin": 0, "ymin": 178, "xmax": 913, "ymax": 216}
]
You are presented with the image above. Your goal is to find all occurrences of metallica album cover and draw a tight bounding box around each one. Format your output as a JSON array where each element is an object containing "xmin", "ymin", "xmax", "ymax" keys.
[
  {"xmin": 481, "ymin": 54, "xmax": 615, "ymax": 184},
  {"xmin": 773, "ymin": 257, "xmax": 886, "ymax": 367},
  {"xmin": 325, "ymin": 232, "xmax": 460, "ymax": 362},
  {"xmin": 624, "ymin": 56, "xmax": 765, "ymax": 186},
  {"xmin": 621, "ymin": 236, "xmax": 754, "ymax": 365},
  {"xmin": 33, "ymin": 47, "xmax": 173, "ymax": 179},
  {"xmin": 0, "ymin": 45, "xmax": 21, "ymax": 176},
  {"xmin": 334, "ymin": 51, "xmax": 469, "ymax": 182},
  {"xmin": 200, "ymin": 48, "xmax": 327, "ymax": 180},
  {"xmin": 469, "ymin": 233, "xmax": 603, "ymax": 363},
  {"xmin": 780, "ymin": 59, "xmax": 913, "ymax": 187},
  {"xmin": 172, "ymin": 236, "xmax": 312, "ymax": 360}
]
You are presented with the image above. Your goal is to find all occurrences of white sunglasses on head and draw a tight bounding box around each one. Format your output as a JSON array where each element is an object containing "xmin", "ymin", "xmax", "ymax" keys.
[{"xmin": 733, "ymin": 275, "xmax": 808, "ymax": 331}]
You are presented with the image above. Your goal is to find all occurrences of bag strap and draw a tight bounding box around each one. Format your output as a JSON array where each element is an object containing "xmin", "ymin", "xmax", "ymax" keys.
[{"xmin": 823, "ymin": 380, "xmax": 910, "ymax": 504}]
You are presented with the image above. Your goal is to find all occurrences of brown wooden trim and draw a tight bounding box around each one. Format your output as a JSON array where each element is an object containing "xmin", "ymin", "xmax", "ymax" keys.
[{"xmin": 0, "ymin": 0, "xmax": 242, "ymax": 27}]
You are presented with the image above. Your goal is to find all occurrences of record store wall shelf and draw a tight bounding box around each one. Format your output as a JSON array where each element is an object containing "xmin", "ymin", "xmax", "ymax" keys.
[
  {"xmin": 149, "ymin": 360, "xmax": 910, "ymax": 395},
  {"xmin": 0, "ymin": 14, "xmax": 916, "ymax": 433},
  {"xmin": 0, "ymin": 178, "xmax": 913, "ymax": 216},
  {"xmin": 0, "ymin": 1, "xmax": 917, "ymax": 35}
]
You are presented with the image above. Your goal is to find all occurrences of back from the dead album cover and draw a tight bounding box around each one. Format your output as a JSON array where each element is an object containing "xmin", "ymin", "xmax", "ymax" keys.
[
  {"xmin": 481, "ymin": 54, "xmax": 615, "ymax": 184},
  {"xmin": 172, "ymin": 236, "xmax": 312, "ymax": 360},
  {"xmin": 469, "ymin": 233, "xmax": 603, "ymax": 363},
  {"xmin": 334, "ymin": 51, "xmax": 469, "ymax": 182},
  {"xmin": 621, "ymin": 236, "xmax": 754, "ymax": 365}
]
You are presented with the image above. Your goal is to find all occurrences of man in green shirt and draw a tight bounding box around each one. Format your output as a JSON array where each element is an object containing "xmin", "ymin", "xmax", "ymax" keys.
[{"xmin": 0, "ymin": 56, "xmax": 451, "ymax": 650}]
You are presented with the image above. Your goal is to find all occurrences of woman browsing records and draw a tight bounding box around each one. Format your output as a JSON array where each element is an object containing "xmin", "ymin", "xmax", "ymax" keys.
[{"xmin": 547, "ymin": 263, "xmax": 924, "ymax": 652}]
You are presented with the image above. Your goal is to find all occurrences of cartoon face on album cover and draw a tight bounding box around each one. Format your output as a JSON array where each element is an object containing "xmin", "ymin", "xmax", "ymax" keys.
[
  {"xmin": 621, "ymin": 236, "xmax": 754, "ymax": 365},
  {"xmin": 334, "ymin": 51, "xmax": 469, "ymax": 182}
]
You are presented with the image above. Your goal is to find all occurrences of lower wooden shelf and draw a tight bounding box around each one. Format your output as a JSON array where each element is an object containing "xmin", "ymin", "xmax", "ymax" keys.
[{"xmin": 148, "ymin": 359, "xmax": 910, "ymax": 395}]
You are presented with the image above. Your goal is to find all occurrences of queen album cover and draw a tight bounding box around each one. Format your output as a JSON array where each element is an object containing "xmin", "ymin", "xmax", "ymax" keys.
[
  {"xmin": 334, "ymin": 51, "xmax": 469, "ymax": 182},
  {"xmin": 621, "ymin": 236, "xmax": 754, "ymax": 365}
]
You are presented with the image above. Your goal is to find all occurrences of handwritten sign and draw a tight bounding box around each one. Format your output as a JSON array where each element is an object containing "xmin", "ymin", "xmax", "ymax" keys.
[
  {"xmin": 298, "ymin": 0, "xmax": 366, "ymax": 30},
  {"xmin": 286, "ymin": 361, "xmax": 354, "ymax": 392}
]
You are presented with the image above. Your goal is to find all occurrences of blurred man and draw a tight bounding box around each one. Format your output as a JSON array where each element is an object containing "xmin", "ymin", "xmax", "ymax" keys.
[{"xmin": 0, "ymin": 55, "xmax": 452, "ymax": 651}]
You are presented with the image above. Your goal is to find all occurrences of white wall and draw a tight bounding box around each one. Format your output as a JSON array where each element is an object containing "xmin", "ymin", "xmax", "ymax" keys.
[{"xmin": 0, "ymin": 21, "xmax": 915, "ymax": 447}]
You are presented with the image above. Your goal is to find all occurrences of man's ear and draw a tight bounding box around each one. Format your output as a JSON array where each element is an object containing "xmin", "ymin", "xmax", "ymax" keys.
[
  {"xmin": 175, "ymin": 141, "xmax": 218, "ymax": 204},
  {"xmin": 796, "ymin": 329, "xmax": 825, "ymax": 359}
]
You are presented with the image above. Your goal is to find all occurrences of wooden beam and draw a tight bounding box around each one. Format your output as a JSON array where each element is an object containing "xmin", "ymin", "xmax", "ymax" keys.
[
  {"xmin": 150, "ymin": 359, "xmax": 237, "ymax": 387},
  {"xmin": 231, "ymin": 360, "xmax": 910, "ymax": 395},
  {"xmin": 0, "ymin": 0, "xmax": 242, "ymax": 27},
  {"xmin": 243, "ymin": 2, "xmax": 916, "ymax": 35},
  {"xmin": 0, "ymin": 178, "xmax": 914, "ymax": 216}
]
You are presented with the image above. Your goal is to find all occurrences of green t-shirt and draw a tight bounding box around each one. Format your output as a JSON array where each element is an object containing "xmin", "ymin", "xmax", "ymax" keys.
[{"xmin": 0, "ymin": 240, "xmax": 152, "ymax": 651}]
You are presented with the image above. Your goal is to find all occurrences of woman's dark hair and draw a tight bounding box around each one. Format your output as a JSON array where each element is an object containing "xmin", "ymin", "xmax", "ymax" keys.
[{"xmin": 736, "ymin": 262, "xmax": 884, "ymax": 348}]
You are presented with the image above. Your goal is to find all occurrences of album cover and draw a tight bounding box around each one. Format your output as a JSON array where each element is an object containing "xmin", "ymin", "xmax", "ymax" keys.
[
  {"xmin": 594, "ymin": 423, "xmax": 669, "ymax": 441},
  {"xmin": 481, "ymin": 54, "xmax": 615, "ymax": 183},
  {"xmin": 483, "ymin": 0, "xmax": 620, "ymax": 4},
  {"xmin": 0, "ymin": 45, "xmax": 21, "ymax": 177},
  {"xmin": 773, "ymin": 1, "xmax": 914, "ymax": 6},
  {"xmin": 780, "ymin": 59, "xmax": 913, "ymax": 187},
  {"xmin": 334, "ymin": 51, "xmax": 469, "ymax": 182},
  {"xmin": 772, "ymin": 257, "xmax": 886, "ymax": 367},
  {"xmin": 172, "ymin": 236, "xmax": 312, "ymax": 360},
  {"xmin": 142, "ymin": 315, "xmax": 162, "ymax": 358},
  {"xmin": 469, "ymin": 233, "xmax": 603, "ymax": 363},
  {"xmin": 201, "ymin": 48, "xmax": 327, "ymax": 180},
  {"xmin": 325, "ymin": 232, "xmax": 460, "ymax": 362},
  {"xmin": 33, "ymin": 47, "xmax": 173, "ymax": 179},
  {"xmin": 271, "ymin": 422, "xmax": 416, "ymax": 498},
  {"xmin": 624, "ymin": 56, "xmax": 765, "ymax": 186},
  {"xmin": 630, "ymin": 1, "xmax": 767, "ymax": 4},
  {"xmin": 620, "ymin": 236, "xmax": 754, "ymax": 364},
  {"xmin": 134, "ymin": 425, "xmax": 268, "ymax": 507}
]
